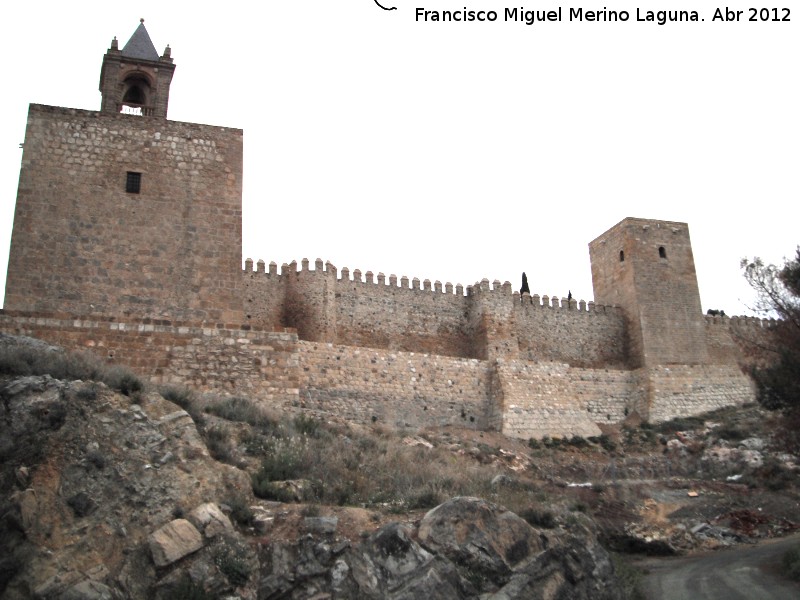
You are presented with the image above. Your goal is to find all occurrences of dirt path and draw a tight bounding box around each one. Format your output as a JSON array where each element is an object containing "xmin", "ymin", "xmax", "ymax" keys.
[{"xmin": 637, "ymin": 533, "xmax": 800, "ymax": 600}]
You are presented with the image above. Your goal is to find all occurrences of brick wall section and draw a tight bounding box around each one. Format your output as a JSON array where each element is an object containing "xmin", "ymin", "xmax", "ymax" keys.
[
  {"xmin": 514, "ymin": 295, "xmax": 629, "ymax": 368},
  {"xmin": 0, "ymin": 309, "xmax": 758, "ymax": 437},
  {"xmin": 296, "ymin": 341, "xmax": 491, "ymax": 430},
  {"xmin": 646, "ymin": 365, "xmax": 755, "ymax": 423},
  {"xmin": 495, "ymin": 361, "xmax": 642, "ymax": 440},
  {"xmin": 0, "ymin": 312, "xmax": 299, "ymax": 403},
  {"xmin": 334, "ymin": 269, "xmax": 474, "ymax": 357},
  {"xmin": 705, "ymin": 315, "xmax": 746, "ymax": 365},
  {"xmin": 243, "ymin": 263, "xmax": 627, "ymax": 365},
  {"xmin": 244, "ymin": 261, "xmax": 476, "ymax": 358},
  {"xmin": 5, "ymin": 105, "xmax": 243, "ymax": 323},
  {"xmin": 705, "ymin": 315, "xmax": 778, "ymax": 368},
  {"xmin": 242, "ymin": 261, "xmax": 285, "ymax": 327}
]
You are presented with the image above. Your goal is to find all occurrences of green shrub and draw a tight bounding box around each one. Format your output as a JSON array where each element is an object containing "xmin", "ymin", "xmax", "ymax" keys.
[
  {"xmin": 205, "ymin": 426, "xmax": 235, "ymax": 464},
  {"xmin": 519, "ymin": 508, "xmax": 557, "ymax": 529},
  {"xmin": 160, "ymin": 385, "xmax": 194, "ymax": 408},
  {"xmin": 408, "ymin": 489, "xmax": 442, "ymax": 510},
  {"xmin": 251, "ymin": 437, "xmax": 310, "ymax": 499},
  {"xmin": 101, "ymin": 366, "xmax": 144, "ymax": 397},
  {"xmin": 543, "ymin": 436, "xmax": 563, "ymax": 449},
  {"xmin": 0, "ymin": 346, "xmax": 35, "ymax": 375},
  {"xmin": 251, "ymin": 479, "xmax": 296, "ymax": 502},
  {"xmin": 293, "ymin": 413, "xmax": 322, "ymax": 437},
  {"xmin": 752, "ymin": 457, "xmax": 795, "ymax": 491},
  {"xmin": 301, "ymin": 504, "xmax": 322, "ymax": 518},
  {"xmin": 324, "ymin": 481, "xmax": 355, "ymax": 506},
  {"xmin": 74, "ymin": 384, "xmax": 99, "ymax": 401},
  {"xmin": 169, "ymin": 575, "xmax": 215, "ymax": 600},
  {"xmin": 242, "ymin": 431, "xmax": 269, "ymax": 455},
  {"xmin": 225, "ymin": 495, "xmax": 255, "ymax": 527},
  {"xmin": 781, "ymin": 544, "xmax": 800, "ymax": 581},
  {"xmin": 0, "ymin": 346, "xmax": 106, "ymax": 381},
  {"xmin": 598, "ymin": 434, "xmax": 617, "ymax": 452},
  {"xmin": 567, "ymin": 435, "xmax": 590, "ymax": 448},
  {"xmin": 59, "ymin": 351, "xmax": 106, "ymax": 381},
  {"xmin": 570, "ymin": 502, "xmax": 588, "ymax": 513},
  {"xmin": 253, "ymin": 438, "xmax": 307, "ymax": 482},
  {"xmin": 213, "ymin": 538, "xmax": 251, "ymax": 586},
  {"xmin": 655, "ymin": 416, "xmax": 705, "ymax": 434},
  {"xmin": 205, "ymin": 396, "xmax": 274, "ymax": 428},
  {"xmin": 610, "ymin": 553, "xmax": 647, "ymax": 600},
  {"xmin": 716, "ymin": 425, "xmax": 747, "ymax": 442}
]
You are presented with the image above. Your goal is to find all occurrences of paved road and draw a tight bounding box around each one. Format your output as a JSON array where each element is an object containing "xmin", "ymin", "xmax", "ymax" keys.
[{"xmin": 637, "ymin": 533, "xmax": 800, "ymax": 600}]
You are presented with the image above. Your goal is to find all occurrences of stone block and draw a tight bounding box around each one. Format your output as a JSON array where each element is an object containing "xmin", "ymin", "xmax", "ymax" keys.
[
  {"xmin": 148, "ymin": 518, "xmax": 204, "ymax": 567},
  {"xmin": 188, "ymin": 502, "xmax": 233, "ymax": 538}
]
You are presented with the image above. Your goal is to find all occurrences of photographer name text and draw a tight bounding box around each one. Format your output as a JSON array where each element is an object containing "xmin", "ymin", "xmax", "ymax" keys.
[{"xmin": 415, "ymin": 6, "xmax": 791, "ymax": 25}]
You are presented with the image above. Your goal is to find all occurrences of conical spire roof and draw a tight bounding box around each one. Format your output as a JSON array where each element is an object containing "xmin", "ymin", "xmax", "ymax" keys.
[{"xmin": 121, "ymin": 19, "xmax": 159, "ymax": 61}]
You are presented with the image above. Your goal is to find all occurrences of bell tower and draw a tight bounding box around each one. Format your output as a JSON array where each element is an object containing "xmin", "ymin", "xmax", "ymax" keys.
[
  {"xmin": 99, "ymin": 19, "xmax": 175, "ymax": 117},
  {"xmin": 5, "ymin": 20, "xmax": 243, "ymax": 323}
]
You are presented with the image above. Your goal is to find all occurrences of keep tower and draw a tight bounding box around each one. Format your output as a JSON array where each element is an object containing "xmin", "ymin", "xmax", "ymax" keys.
[
  {"xmin": 589, "ymin": 218, "xmax": 709, "ymax": 368},
  {"xmin": 99, "ymin": 19, "xmax": 175, "ymax": 117},
  {"xmin": 4, "ymin": 21, "xmax": 244, "ymax": 323}
]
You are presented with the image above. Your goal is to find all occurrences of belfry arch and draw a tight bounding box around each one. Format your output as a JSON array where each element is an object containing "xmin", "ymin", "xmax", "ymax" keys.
[{"xmin": 99, "ymin": 20, "xmax": 175, "ymax": 118}]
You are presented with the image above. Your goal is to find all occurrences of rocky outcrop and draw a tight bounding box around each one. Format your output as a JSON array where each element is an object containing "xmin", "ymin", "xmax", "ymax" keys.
[
  {"xmin": 0, "ymin": 374, "xmax": 253, "ymax": 599},
  {"xmin": 0, "ymin": 369, "xmax": 622, "ymax": 599},
  {"xmin": 257, "ymin": 497, "xmax": 623, "ymax": 600}
]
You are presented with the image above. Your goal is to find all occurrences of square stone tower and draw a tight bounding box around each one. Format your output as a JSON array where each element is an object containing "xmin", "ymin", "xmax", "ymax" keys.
[
  {"xmin": 4, "ymin": 22, "xmax": 244, "ymax": 323},
  {"xmin": 589, "ymin": 218, "xmax": 708, "ymax": 367}
]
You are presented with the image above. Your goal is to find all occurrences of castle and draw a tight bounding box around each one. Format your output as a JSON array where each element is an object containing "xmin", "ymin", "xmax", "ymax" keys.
[{"xmin": 1, "ymin": 22, "xmax": 768, "ymax": 438}]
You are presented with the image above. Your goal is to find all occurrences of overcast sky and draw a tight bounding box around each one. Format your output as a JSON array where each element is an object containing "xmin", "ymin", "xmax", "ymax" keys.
[{"xmin": 1, "ymin": 1, "xmax": 797, "ymax": 316}]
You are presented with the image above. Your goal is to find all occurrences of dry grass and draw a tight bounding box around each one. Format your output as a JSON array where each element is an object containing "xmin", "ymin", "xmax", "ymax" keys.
[
  {"xmin": 0, "ymin": 344, "xmax": 144, "ymax": 397},
  {"xmin": 185, "ymin": 395, "xmax": 544, "ymax": 513}
]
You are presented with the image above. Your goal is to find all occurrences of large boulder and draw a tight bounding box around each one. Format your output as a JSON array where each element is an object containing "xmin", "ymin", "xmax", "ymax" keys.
[
  {"xmin": 418, "ymin": 496, "xmax": 548, "ymax": 587},
  {"xmin": 418, "ymin": 497, "xmax": 622, "ymax": 599},
  {"xmin": 148, "ymin": 519, "xmax": 204, "ymax": 567},
  {"xmin": 256, "ymin": 497, "xmax": 623, "ymax": 600}
]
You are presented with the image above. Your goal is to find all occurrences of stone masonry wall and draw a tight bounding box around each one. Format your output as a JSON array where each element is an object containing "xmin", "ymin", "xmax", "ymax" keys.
[
  {"xmin": 0, "ymin": 309, "xmax": 759, "ymax": 438},
  {"xmin": 5, "ymin": 105, "xmax": 244, "ymax": 323},
  {"xmin": 242, "ymin": 261, "xmax": 286, "ymax": 327},
  {"xmin": 297, "ymin": 341, "xmax": 491, "ymax": 430},
  {"xmin": 495, "ymin": 361, "xmax": 643, "ymax": 440},
  {"xmin": 333, "ymin": 269, "xmax": 473, "ymax": 358},
  {"xmin": 242, "ymin": 261, "xmax": 627, "ymax": 365},
  {"xmin": 0, "ymin": 311, "xmax": 298, "ymax": 404},
  {"xmin": 705, "ymin": 315, "xmax": 777, "ymax": 368},
  {"xmin": 513, "ymin": 295, "xmax": 628, "ymax": 368},
  {"xmin": 646, "ymin": 364, "xmax": 755, "ymax": 423},
  {"xmin": 244, "ymin": 261, "xmax": 476, "ymax": 357}
]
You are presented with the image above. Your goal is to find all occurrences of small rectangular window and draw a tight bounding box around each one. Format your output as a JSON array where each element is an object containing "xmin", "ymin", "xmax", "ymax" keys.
[{"xmin": 126, "ymin": 171, "xmax": 142, "ymax": 194}]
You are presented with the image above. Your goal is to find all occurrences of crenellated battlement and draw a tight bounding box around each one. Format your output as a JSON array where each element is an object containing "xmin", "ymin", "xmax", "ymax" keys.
[
  {"xmin": 514, "ymin": 291, "xmax": 618, "ymax": 314},
  {"xmin": 703, "ymin": 313, "xmax": 778, "ymax": 329},
  {"xmin": 244, "ymin": 257, "xmax": 479, "ymax": 295},
  {"xmin": 243, "ymin": 258, "xmax": 621, "ymax": 313},
  {"xmin": 240, "ymin": 255, "xmax": 633, "ymax": 366}
]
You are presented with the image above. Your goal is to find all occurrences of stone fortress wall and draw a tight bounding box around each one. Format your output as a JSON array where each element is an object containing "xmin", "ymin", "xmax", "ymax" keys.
[
  {"xmin": 0, "ymin": 253, "xmax": 770, "ymax": 439},
  {"xmin": 0, "ymin": 23, "xmax": 774, "ymax": 440}
]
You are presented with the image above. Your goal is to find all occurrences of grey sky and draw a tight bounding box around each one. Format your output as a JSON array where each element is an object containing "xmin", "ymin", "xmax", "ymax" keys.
[{"xmin": 1, "ymin": 2, "xmax": 797, "ymax": 316}]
